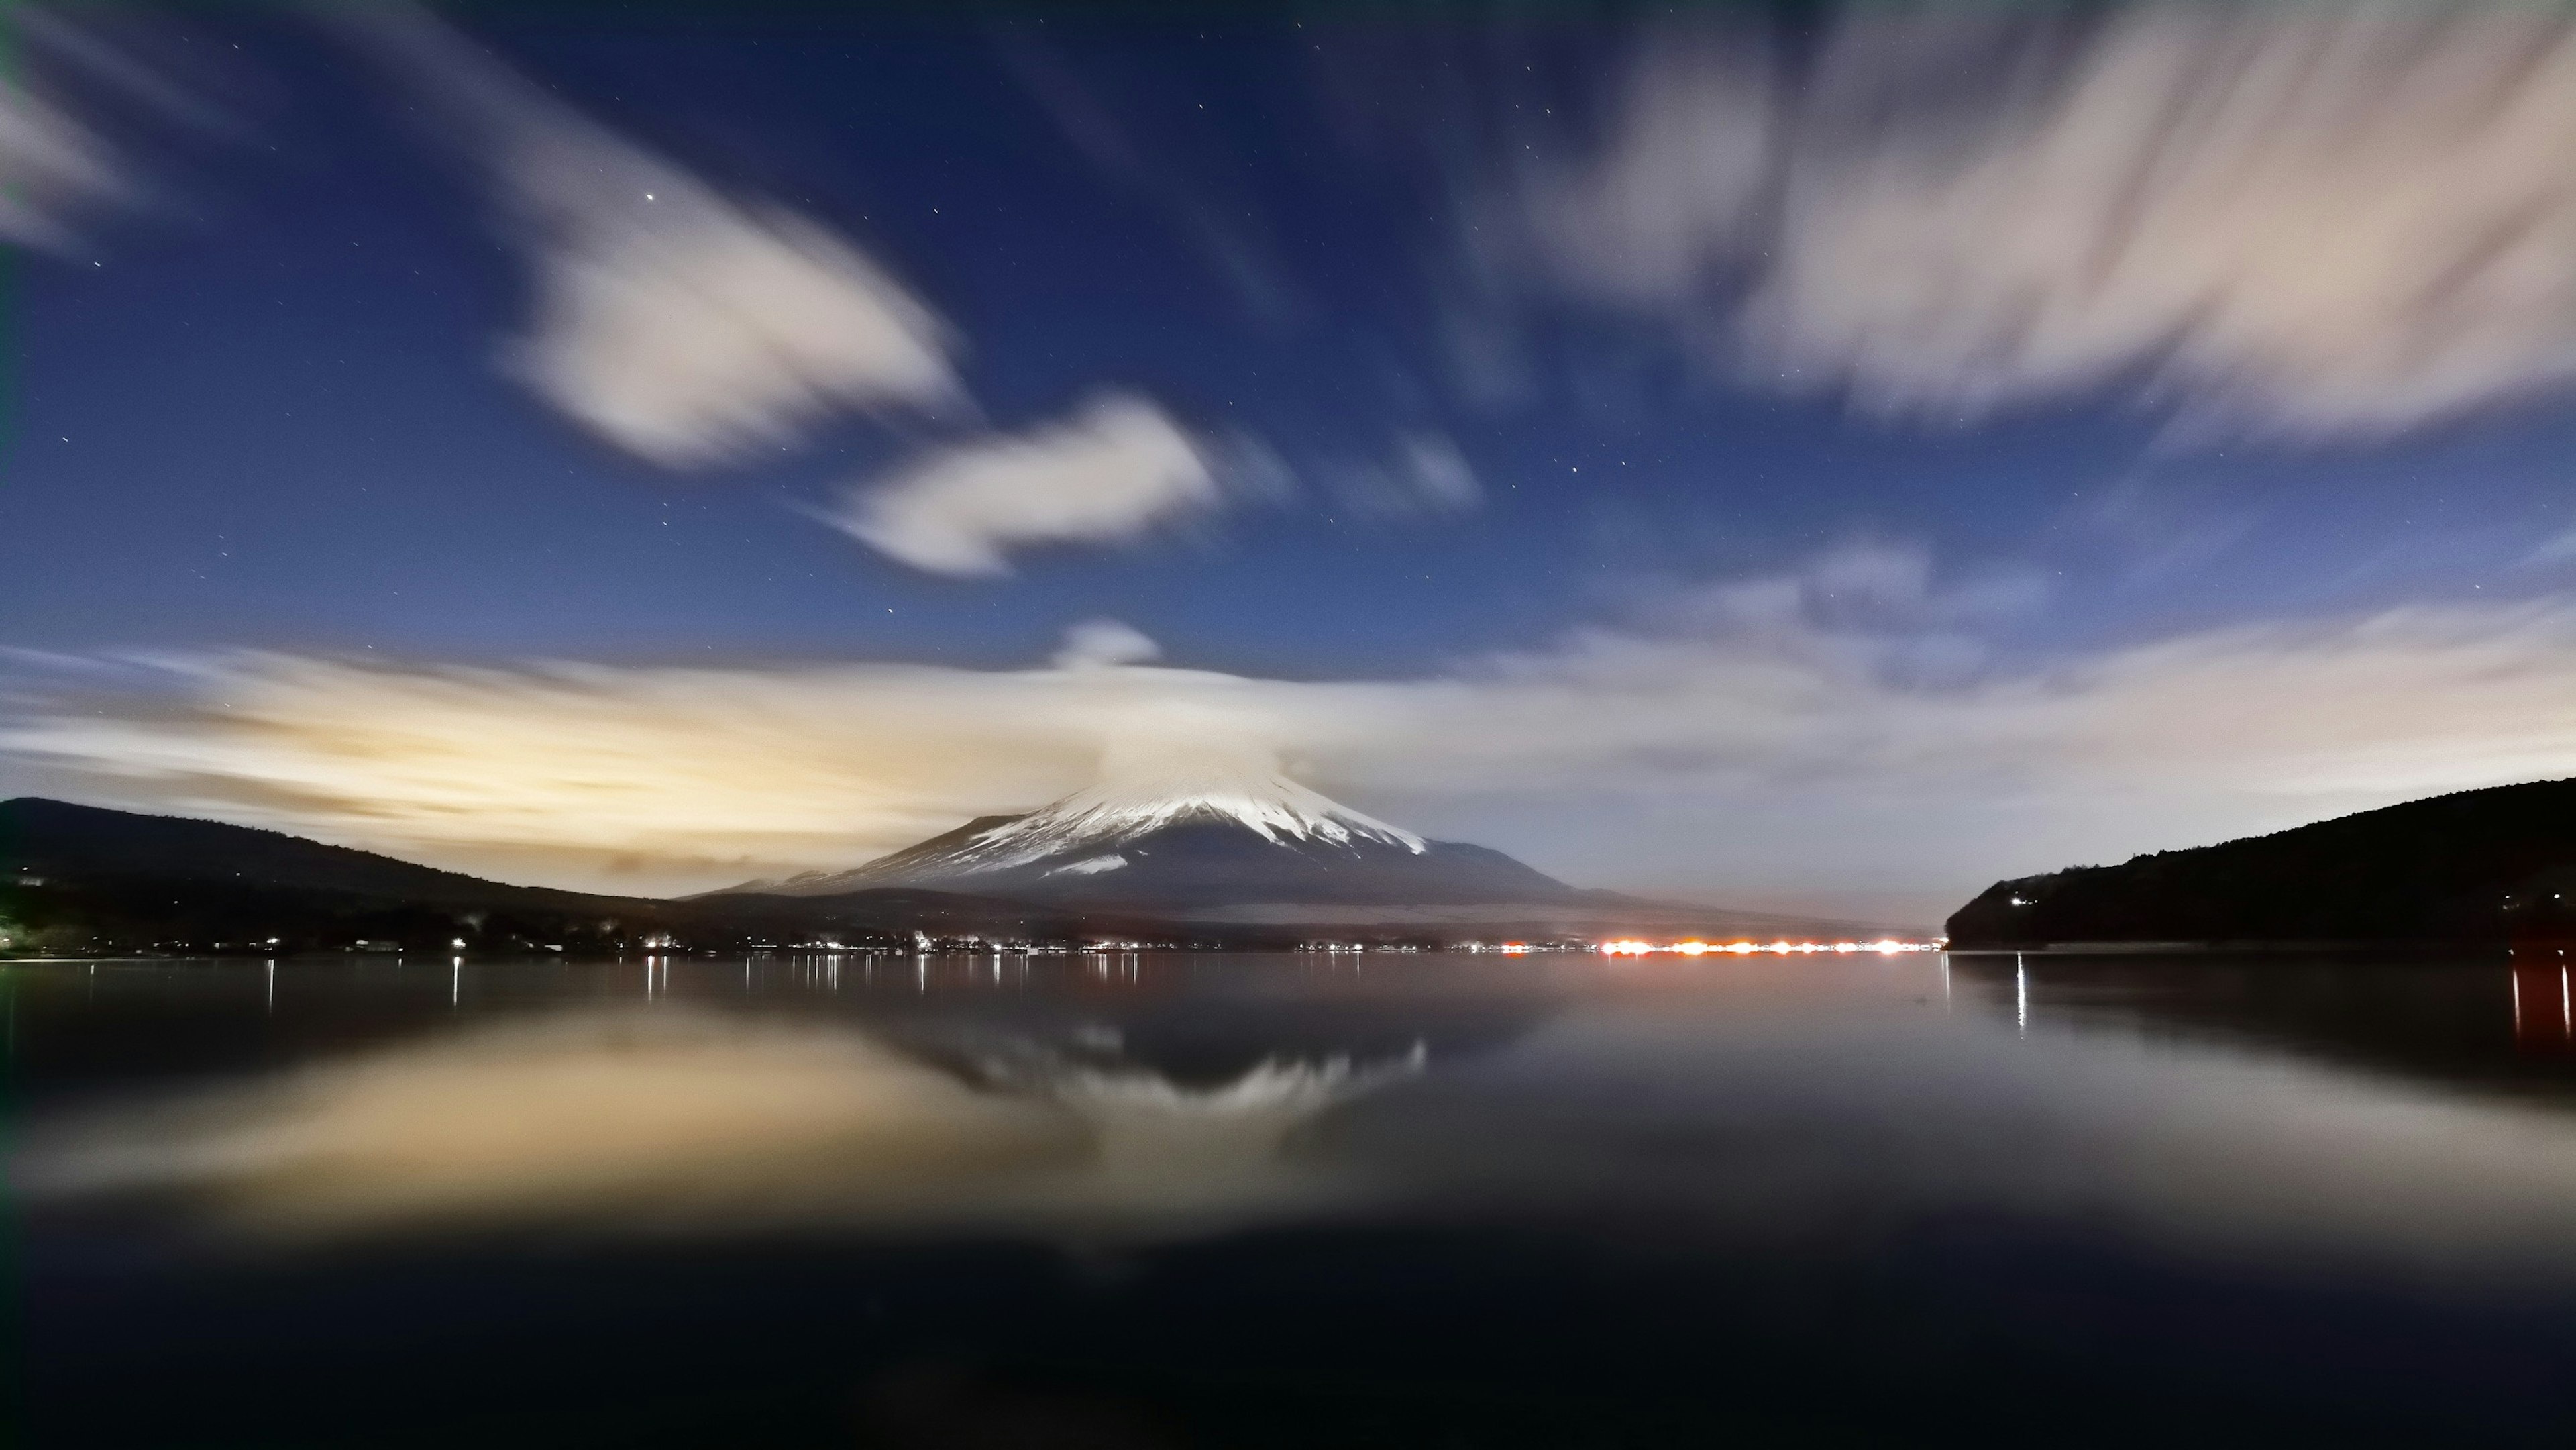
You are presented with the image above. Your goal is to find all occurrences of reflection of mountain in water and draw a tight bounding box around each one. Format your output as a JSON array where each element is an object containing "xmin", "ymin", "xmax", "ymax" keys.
[
  {"xmin": 985, "ymin": 1037, "xmax": 1432, "ymax": 1215},
  {"xmin": 1955, "ymin": 953, "xmax": 2576, "ymax": 1096},
  {"xmin": 11, "ymin": 996, "xmax": 1545, "ymax": 1239},
  {"xmin": 896, "ymin": 994, "xmax": 1544, "ymax": 1094}
]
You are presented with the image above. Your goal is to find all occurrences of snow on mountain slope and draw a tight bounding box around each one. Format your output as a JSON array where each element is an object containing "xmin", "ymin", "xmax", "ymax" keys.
[
  {"xmin": 716, "ymin": 764, "xmax": 1582, "ymax": 909},
  {"xmin": 952, "ymin": 762, "xmax": 1425, "ymax": 870}
]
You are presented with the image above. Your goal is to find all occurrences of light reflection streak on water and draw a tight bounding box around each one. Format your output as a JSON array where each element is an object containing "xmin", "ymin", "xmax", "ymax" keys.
[{"xmin": 2015, "ymin": 954, "xmax": 2028, "ymax": 1035}]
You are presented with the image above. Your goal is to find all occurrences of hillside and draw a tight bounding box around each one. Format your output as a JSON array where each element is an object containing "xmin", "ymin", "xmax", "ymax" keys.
[
  {"xmin": 0, "ymin": 798, "xmax": 1120, "ymax": 954},
  {"xmin": 1947, "ymin": 780, "xmax": 2576, "ymax": 949},
  {"xmin": 0, "ymin": 796, "xmax": 601, "ymax": 906}
]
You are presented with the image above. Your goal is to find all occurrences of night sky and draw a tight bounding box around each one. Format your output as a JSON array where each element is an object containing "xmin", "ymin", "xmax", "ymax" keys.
[{"xmin": 9, "ymin": 5, "xmax": 2576, "ymax": 925}]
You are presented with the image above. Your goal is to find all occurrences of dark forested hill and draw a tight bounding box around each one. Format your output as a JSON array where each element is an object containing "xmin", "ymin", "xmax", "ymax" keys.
[
  {"xmin": 1, "ymin": 796, "xmax": 601, "ymax": 906},
  {"xmin": 1947, "ymin": 780, "xmax": 2576, "ymax": 949},
  {"xmin": 0, "ymin": 798, "xmax": 1123, "ymax": 954}
]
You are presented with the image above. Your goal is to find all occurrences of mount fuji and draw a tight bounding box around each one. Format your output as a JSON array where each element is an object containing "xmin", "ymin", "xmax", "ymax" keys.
[{"xmin": 715, "ymin": 764, "xmax": 1585, "ymax": 913}]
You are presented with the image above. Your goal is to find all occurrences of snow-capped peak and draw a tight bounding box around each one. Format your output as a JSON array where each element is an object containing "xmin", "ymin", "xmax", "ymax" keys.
[{"xmin": 946, "ymin": 762, "xmax": 1425, "ymax": 872}]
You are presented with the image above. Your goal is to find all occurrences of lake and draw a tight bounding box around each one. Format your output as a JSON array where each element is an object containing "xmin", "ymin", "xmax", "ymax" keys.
[{"xmin": 10, "ymin": 949, "xmax": 2576, "ymax": 1447}]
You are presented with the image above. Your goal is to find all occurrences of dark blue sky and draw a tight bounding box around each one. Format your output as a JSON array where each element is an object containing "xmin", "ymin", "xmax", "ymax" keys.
[{"xmin": 9, "ymin": 5, "xmax": 2576, "ymax": 919}]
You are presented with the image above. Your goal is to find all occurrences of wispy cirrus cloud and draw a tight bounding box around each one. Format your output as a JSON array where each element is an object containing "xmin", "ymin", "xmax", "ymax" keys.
[
  {"xmin": 0, "ymin": 79, "xmax": 127, "ymax": 250},
  {"xmin": 335, "ymin": 5, "xmax": 961, "ymax": 467},
  {"xmin": 1316, "ymin": 431, "xmax": 1483, "ymax": 520},
  {"xmin": 998, "ymin": 36, "xmax": 1305, "ymax": 329},
  {"xmin": 1502, "ymin": 5, "xmax": 2576, "ymax": 438},
  {"xmin": 0, "ymin": 7, "xmax": 239, "ymax": 251}
]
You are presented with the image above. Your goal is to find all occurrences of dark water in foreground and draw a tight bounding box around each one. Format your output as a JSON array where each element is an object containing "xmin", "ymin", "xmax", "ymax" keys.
[{"xmin": 9, "ymin": 950, "xmax": 2576, "ymax": 1447}]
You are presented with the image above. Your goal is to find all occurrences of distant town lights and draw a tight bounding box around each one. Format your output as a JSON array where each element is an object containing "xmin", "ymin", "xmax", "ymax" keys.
[{"xmin": 1595, "ymin": 938, "xmax": 1935, "ymax": 956}]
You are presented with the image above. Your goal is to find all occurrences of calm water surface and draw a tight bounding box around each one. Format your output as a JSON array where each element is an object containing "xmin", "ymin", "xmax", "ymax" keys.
[{"xmin": 9, "ymin": 951, "xmax": 2576, "ymax": 1447}]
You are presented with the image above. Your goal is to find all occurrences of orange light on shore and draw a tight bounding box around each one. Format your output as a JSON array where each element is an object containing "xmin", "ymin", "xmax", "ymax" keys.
[{"xmin": 1593, "ymin": 937, "xmax": 1939, "ymax": 957}]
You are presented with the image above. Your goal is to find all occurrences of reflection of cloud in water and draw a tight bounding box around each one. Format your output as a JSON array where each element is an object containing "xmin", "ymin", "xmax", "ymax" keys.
[{"xmin": 12, "ymin": 1008, "xmax": 1421, "ymax": 1239}]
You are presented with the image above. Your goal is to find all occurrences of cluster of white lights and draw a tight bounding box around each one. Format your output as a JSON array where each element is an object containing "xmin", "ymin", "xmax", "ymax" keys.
[{"xmin": 1596, "ymin": 939, "xmax": 1936, "ymax": 957}]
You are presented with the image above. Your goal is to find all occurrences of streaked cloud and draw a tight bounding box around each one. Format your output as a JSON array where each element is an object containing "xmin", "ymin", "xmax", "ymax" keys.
[
  {"xmin": 0, "ymin": 7, "xmax": 227, "ymax": 250},
  {"xmin": 333, "ymin": 9, "xmax": 1303, "ymax": 578},
  {"xmin": 337, "ymin": 6, "xmax": 960, "ymax": 466},
  {"xmin": 0, "ymin": 81, "xmax": 127, "ymax": 250},
  {"xmin": 8, "ymin": 558, "xmax": 2576, "ymax": 918},
  {"xmin": 1320, "ymin": 431, "xmax": 1483, "ymax": 519},
  {"xmin": 1509, "ymin": 5, "xmax": 2576, "ymax": 437},
  {"xmin": 999, "ymin": 37, "xmax": 1305, "ymax": 328},
  {"xmin": 832, "ymin": 394, "xmax": 1218, "ymax": 576}
]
